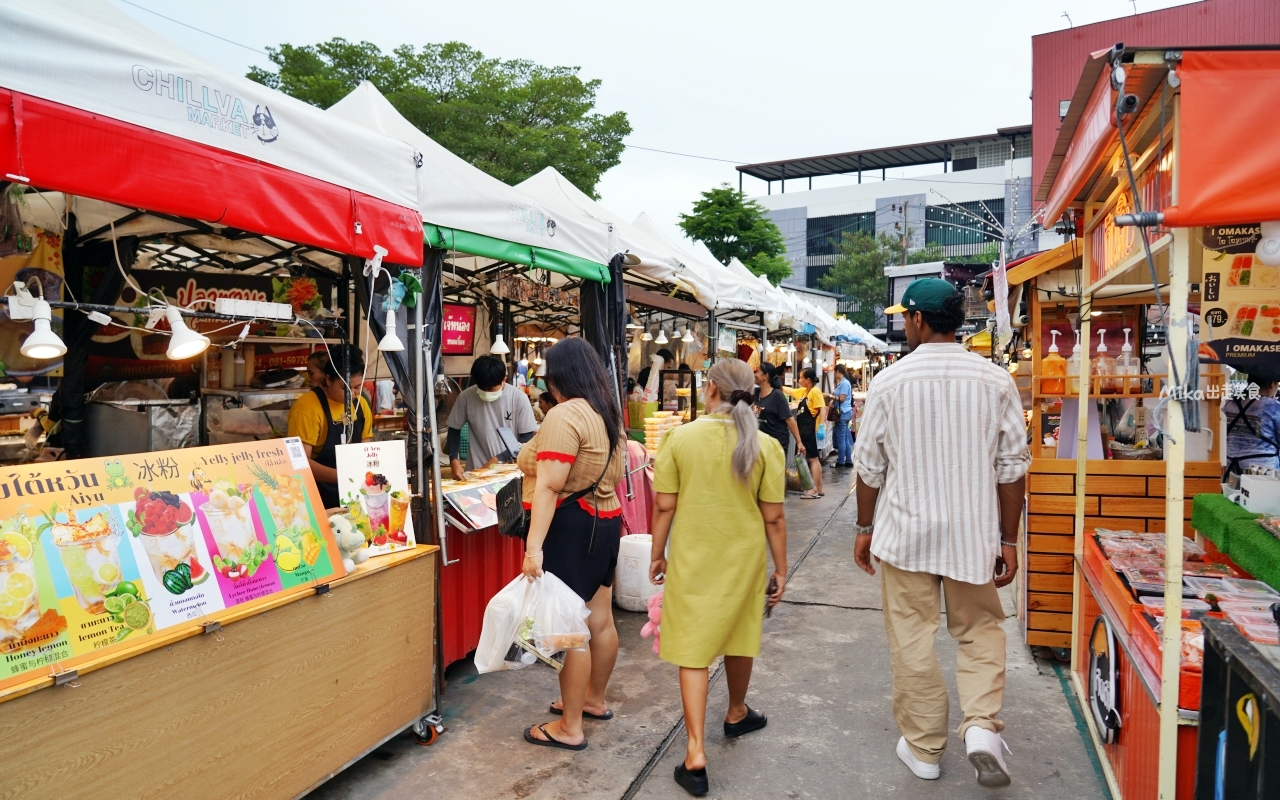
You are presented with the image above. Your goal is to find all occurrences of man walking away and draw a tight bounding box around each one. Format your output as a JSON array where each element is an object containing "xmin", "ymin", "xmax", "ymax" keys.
[
  {"xmin": 833, "ymin": 364, "xmax": 854, "ymax": 467},
  {"xmin": 851, "ymin": 278, "xmax": 1029, "ymax": 788}
]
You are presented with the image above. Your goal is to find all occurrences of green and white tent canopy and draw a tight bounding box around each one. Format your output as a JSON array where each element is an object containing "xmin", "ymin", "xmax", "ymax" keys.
[{"xmin": 326, "ymin": 81, "xmax": 612, "ymax": 283}]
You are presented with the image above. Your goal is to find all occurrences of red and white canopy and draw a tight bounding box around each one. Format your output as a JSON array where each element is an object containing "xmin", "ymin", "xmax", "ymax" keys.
[{"xmin": 0, "ymin": 0, "xmax": 423, "ymax": 264}]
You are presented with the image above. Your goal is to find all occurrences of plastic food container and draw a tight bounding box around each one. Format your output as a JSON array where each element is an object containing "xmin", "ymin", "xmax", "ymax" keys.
[
  {"xmin": 1223, "ymin": 578, "xmax": 1280, "ymax": 597},
  {"xmin": 1219, "ymin": 599, "xmax": 1280, "ymax": 615},
  {"xmin": 1141, "ymin": 596, "xmax": 1211, "ymax": 618},
  {"xmin": 1185, "ymin": 576, "xmax": 1232, "ymax": 596},
  {"xmin": 1227, "ymin": 611, "xmax": 1280, "ymax": 645}
]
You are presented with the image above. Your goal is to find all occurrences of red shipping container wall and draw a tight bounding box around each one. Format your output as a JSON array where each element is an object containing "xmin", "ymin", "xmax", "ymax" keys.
[{"xmin": 1031, "ymin": 0, "xmax": 1280, "ymax": 205}]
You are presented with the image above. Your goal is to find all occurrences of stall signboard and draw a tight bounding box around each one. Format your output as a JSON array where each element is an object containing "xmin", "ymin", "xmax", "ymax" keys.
[
  {"xmin": 0, "ymin": 438, "xmax": 343, "ymax": 692},
  {"xmin": 1088, "ymin": 615, "xmax": 1122, "ymax": 745},
  {"xmin": 334, "ymin": 440, "xmax": 415, "ymax": 556},
  {"xmin": 1199, "ymin": 225, "xmax": 1280, "ymax": 371},
  {"xmin": 442, "ymin": 304, "xmax": 477, "ymax": 355},
  {"xmin": 839, "ymin": 343, "xmax": 866, "ymax": 362}
]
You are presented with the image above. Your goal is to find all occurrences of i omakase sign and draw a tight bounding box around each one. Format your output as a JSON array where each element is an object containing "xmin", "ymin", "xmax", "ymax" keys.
[
  {"xmin": 0, "ymin": 439, "xmax": 344, "ymax": 693},
  {"xmin": 442, "ymin": 303, "xmax": 477, "ymax": 355}
]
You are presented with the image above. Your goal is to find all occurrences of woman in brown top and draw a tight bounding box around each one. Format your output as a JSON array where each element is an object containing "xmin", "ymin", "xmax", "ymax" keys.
[{"xmin": 518, "ymin": 337, "xmax": 625, "ymax": 752}]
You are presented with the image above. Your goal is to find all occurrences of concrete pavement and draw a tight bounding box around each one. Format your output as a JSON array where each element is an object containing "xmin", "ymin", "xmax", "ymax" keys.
[{"xmin": 307, "ymin": 467, "xmax": 1108, "ymax": 800}]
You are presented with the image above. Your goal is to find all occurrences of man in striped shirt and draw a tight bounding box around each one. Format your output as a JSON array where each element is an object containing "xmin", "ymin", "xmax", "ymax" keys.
[{"xmin": 851, "ymin": 278, "xmax": 1030, "ymax": 789}]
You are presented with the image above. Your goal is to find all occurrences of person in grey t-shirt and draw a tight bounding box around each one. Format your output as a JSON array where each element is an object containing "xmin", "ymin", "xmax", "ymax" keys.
[{"xmin": 447, "ymin": 355, "xmax": 538, "ymax": 480}]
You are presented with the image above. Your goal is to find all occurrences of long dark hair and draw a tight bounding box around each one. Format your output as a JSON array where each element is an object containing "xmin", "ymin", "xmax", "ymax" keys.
[
  {"xmin": 758, "ymin": 361, "xmax": 782, "ymax": 390},
  {"xmin": 544, "ymin": 337, "xmax": 624, "ymax": 450}
]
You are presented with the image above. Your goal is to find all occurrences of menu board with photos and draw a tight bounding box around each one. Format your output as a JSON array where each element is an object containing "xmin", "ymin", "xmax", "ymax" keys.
[
  {"xmin": 0, "ymin": 438, "xmax": 343, "ymax": 692},
  {"xmin": 334, "ymin": 440, "xmax": 416, "ymax": 557},
  {"xmin": 1201, "ymin": 225, "xmax": 1280, "ymax": 371}
]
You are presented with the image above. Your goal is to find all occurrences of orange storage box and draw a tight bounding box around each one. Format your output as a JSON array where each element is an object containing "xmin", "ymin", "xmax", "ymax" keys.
[{"xmin": 1129, "ymin": 610, "xmax": 1203, "ymax": 711}]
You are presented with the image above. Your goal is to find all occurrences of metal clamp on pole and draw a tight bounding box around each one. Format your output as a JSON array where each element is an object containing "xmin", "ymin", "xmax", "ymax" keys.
[{"xmin": 1114, "ymin": 211, "xmax": 1164, "ymax": 227}]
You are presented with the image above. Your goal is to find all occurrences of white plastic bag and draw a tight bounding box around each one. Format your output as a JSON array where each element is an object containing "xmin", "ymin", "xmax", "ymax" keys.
[{"xmin": 474, "ymin": 571, "xmax": 591, "ymax": 674}]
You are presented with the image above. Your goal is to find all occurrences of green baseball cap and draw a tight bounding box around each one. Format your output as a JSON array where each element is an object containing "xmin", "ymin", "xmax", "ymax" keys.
[{"xmin": 883, "ymin": 278, "xmax": 959, "ymax": 314}]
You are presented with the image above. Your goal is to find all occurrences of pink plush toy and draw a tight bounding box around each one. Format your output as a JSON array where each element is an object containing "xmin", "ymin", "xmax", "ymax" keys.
[{"xmin": 640, "ymin": 590, "xmax": 663, "ymax": 655}]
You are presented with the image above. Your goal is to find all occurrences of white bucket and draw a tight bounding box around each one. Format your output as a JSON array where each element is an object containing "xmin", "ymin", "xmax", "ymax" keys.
[{"xmin": 614, "ymin": 533, "xmax": 659, "ymax": 612}]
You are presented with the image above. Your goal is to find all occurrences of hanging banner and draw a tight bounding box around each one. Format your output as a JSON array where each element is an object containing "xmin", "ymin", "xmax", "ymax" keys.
[
  {"xmin": 334, "ymin": 440, "xmax": 416, "ymax": 557},
  {"xmin": 1199, "ymin": 226, "xmax": 1280, "ymax": 371},
  {"xmin": 441, "ymin": 303, "xmax": 477, "ymax": 355},
  {"xmin": 0, "ymin": 438, "xmax": 343, "ymax": 693}
]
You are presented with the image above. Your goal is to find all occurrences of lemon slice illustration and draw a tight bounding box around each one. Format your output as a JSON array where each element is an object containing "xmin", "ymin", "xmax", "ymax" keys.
[
  {"xmin": 2, "ymin": 533, "xmax": 32, "ymax": 561},
  {"xmin": 6, "ymin": 572, "xmax": 34, "ymax": 600}
]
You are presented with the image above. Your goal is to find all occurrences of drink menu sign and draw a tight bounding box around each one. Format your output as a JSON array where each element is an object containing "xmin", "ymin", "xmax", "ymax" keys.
[{"xmin": 0, "ymin": 439, "xmax": 344, "ymax": 692}]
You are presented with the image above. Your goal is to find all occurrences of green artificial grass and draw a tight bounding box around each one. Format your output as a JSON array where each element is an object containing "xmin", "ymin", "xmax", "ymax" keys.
[
  {"xmin": 1225, "ymin": 518, "xmax": 1280, "ymax": 591},
  {"xmin": 1191, "ymin": 493, "xmax": 1259, "ymax": 551}
]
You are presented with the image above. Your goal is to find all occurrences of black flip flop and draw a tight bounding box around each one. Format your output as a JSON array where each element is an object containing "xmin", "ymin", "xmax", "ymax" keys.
[
  {"xmin": 549, "ymin": 704, "xmax": 614, "ymax": 720},
  {"xmin": 523, "ymin": 724, "xmax": 587, "ymax": 751}
]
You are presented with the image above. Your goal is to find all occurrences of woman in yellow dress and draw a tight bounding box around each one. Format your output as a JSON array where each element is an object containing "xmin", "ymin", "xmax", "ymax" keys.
[{"xmin": 648, "ymin": 358, "xmax": 789, "ymax": 797}]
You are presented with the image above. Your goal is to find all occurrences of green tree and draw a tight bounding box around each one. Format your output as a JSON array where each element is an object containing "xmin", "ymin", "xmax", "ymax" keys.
[
  {"xmin": 819, "ymin": 230, "xmax": 942, "ymax": 328},
  {"xmin": 678, "ymin": 185, "xmax": 791, "ymax": 285},
  {"xmin": 247, "ymin": 39, "xmax": 630, "ymax": 198}
]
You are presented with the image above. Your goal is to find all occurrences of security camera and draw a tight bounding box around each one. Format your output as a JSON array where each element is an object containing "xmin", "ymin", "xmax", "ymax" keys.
[{"xmin": 1117, "ymin": 93, "xmax": 1140, "ymax": 116}]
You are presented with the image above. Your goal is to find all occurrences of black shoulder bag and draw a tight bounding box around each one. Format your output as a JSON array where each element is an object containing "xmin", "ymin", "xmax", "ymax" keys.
[{"xmin": 497, "ymin": 452, "xmax": 613, "ymax": 550}]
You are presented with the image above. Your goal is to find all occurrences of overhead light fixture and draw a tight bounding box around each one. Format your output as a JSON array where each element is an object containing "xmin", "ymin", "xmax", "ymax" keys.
[
  {"xmin": 641, "ymin": 328, "xmax": 653, "ymax": 342},
  {"xmin": 490, "ymin": 332, "xmax": 510, "ymax": 355},
  {"xmin": 682, "ymin": 327, "xmax": 695, "ymax": 343},
  {"xmin": 765, "ymin": 341, "xmax": 774, "ymax": 353},
  {"xmin": 626, "ymin": 314, "xmax": 642, "ymax": 330},
  {"xmin": 378, "ymin": 306, "xmax": 404, "ymax": 352},
  {"xmin": 165, "ymin": 306, "xmax": 210, "ymax": 360},
  {"xmin": 20, "ymin": 299, "xmax": 66, "ymax": 360},
  {"xmin": 655, "ymin": 328, "xmax": 669, "ymax": 345}
]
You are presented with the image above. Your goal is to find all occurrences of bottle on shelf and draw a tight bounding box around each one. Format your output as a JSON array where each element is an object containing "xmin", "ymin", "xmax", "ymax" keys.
[
  {"xmin": 1116, "ymin": 327, "xmax": 1139, "ymax": 394},
  {"xmin": 1042, "ymin": 330, "xmax": 1067, "ymax": 395},
  {"xmin": 1093, "ymin": 328, "xmax": 1118, "ymax": 394},
  {"xmin": 1065, "ymin": 330, "xmax": 1083, "ymax": 395}
]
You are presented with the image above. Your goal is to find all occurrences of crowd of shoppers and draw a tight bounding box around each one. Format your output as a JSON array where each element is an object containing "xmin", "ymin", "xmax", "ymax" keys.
[{"xmin": 502, "ymin": 278, "xmax": 1029, "ymax": 795}]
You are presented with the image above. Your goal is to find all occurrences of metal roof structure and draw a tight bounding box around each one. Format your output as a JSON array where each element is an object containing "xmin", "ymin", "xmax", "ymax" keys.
[{"xmin": 736, "ymin": 125, "xmax": 1031, "ymax": 182}]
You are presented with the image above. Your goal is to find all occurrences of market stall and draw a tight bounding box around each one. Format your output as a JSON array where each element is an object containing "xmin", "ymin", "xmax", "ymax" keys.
[
  {"xmin": 0, "ymin": 2, "xmax": 446, "ymax": 793},
  {"xmin": 1034, "ymin": 44, "xmax": 1280, "ymax": 799}
]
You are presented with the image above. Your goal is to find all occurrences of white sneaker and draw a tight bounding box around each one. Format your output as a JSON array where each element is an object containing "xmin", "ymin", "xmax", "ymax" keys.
[
  {"xmin": 896, "ymin": 736, "xmax": 940, "ymax": 780},
  {"xmin": 964, "ymin": 726, "xmax": 1012, "ymax": 787}
]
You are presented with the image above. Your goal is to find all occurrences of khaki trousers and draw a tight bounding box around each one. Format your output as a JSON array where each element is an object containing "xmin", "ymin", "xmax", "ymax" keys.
[{"xmin": 880, "ymin": 561, "xmax": 1006, "ymax": 764}]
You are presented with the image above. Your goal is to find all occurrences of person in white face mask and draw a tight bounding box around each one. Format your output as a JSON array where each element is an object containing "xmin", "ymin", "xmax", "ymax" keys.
[{"xmin": 447, "ymin": 355, "xmax": 538, "ymax": 481}]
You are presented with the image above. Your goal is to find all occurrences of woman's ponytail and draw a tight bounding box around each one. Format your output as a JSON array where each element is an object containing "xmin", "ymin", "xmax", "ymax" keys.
[{"xmin": 708, "ymin": 360, "xmax": 762, "ymax": 485}]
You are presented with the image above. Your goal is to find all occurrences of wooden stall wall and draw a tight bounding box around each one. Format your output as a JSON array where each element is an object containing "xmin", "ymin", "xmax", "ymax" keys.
[{"xmin": 1025, "ymin": 458, "xmax": 1219, "ymax": 649}]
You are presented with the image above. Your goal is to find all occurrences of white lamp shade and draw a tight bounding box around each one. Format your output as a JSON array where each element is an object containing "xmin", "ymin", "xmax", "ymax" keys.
[
  {"xmin": 655, "ymin": 328, "xmax": 668, "ymax": 345},
  {"xmin": 165, "ymin": 306, "xmax": 210, "ymax": 360},
  {"xmin": 378, "ymin": 307, "xmax": 404, "ymax": 352},
  {"xmin": 681, "ymin": 327, "xmax": 695, "ymax": 343},
  {"xmin": 641, "ymin": 329, "xmax": 653, "ymax": 342},
  {"xmin": 490, "ymin": 334, "xmax": 510, "ymax": 355},
  {"xmin": 21, "ymin": 300, "xmax": 66, "ymax": 359}
]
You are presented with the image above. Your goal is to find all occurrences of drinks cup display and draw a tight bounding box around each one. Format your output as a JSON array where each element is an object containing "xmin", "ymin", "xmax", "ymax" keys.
[
  {"xmin": 0, "ymin": 537, "xmax": 40, "ymax": 642},
  {"xmin": 139, "ymin": 525, "xmax": 195, "ymax": 584},
  {"xmin": 389, "ymin": 494, "xmax": 410, "ymax": 537},
  {"xmin": 363, "ymin": 487, "xmax": 390, "ymax": 538},
  {"xmin": 52, "ymin": 515, "xmax": 124, "ymax": 615},
  {"xmin": 201, "ymin": 496, "xmax": 259, "ymax": 578},
  {"xmin": 261, "ymin": 476, "xmax": 309, "ymax": 533}
]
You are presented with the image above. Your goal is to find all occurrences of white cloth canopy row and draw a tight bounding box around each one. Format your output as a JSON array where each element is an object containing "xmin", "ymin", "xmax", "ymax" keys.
[{"xmin": 324, "ymin": 82, "xmax": 858, "ymax": 337}]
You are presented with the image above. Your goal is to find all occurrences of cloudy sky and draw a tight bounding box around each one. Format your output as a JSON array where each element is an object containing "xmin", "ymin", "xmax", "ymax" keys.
[{"xmin": 109, "ymin": 0, "xmax": 1197, "ymax": 242}]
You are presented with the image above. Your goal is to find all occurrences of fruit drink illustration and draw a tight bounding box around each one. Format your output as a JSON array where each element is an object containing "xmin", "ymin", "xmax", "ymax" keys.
[{"xmin": 51, "ymin": 512, "xmax": 124, "ymax": 614}]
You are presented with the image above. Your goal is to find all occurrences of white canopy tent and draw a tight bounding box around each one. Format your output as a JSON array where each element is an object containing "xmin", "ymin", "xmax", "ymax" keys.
[
  {"xmin": 0, "ymin": 0, "xmax": 422, "ymax": 264},
  {"xmin": 515, "ymin": 168, "xmax": 724, "ymax": 308},
  {"xmin": 326, "ymin": 82, "xmax": 612, "ymax": 282},
  {"xmin": 628, "ymin": 213, "xmax": 776, "ymax": 315}
]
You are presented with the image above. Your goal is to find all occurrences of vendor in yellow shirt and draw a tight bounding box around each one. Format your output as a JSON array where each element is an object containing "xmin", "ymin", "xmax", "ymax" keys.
[
  {"xmin": 786, "ymin": 368, "xmax": 827, "ymax": 499},
  {"xmin": 287, "ymin": 343, "xmax": 374, "ymax": 510}
]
